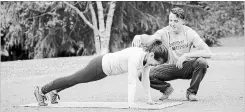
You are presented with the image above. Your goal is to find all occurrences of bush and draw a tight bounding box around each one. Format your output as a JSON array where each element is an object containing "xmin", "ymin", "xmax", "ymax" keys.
[{"xmin": 189, "ymin": 1, "xmax": 244, "ymax": 47}]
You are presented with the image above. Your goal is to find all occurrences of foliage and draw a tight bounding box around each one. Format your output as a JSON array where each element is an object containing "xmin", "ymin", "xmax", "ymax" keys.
[
  {"xmin": 1, "ymin": 1, "xmax": 94, "ymax": 60},
  {"xmin": 1, "ymin": 1, "xmax": 244, "ymax": 61},
  {"xmin": 188, "ymin": 1, "xmax": 244, "ymax": 46},
  {"xmin": 110, "ymin": 1, "xmax": 170, "ymax": 52}
]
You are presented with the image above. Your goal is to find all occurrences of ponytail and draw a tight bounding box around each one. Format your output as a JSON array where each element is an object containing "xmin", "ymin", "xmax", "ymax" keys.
[{"xmin": 145, "ymin": 39, "xmax": 162, "ymax": 52}]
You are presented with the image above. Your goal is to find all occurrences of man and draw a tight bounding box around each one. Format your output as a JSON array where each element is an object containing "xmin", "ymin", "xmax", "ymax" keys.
[{"xmin": 132, "ymin": 7, "xmax": 213, "ymax": 101}]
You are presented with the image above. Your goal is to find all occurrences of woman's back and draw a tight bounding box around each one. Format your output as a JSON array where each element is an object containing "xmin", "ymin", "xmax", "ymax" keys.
[{"xmin": 102, "ymin": 47, "xmax": 146, "ymax": 76}]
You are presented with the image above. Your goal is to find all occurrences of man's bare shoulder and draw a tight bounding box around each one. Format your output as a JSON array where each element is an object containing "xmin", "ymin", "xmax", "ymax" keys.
[{"xmin": 183, "ymin": 25, "xmax": 196, "ymax": 33}]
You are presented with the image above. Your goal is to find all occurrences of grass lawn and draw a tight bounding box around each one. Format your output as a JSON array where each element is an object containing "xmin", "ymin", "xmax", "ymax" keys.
[{"xmin": 1, "ymin": 36, "xmax": 244, "ymax": 112}]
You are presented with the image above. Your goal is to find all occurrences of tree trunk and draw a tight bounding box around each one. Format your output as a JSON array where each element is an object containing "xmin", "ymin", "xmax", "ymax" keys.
[
  {"xmin": 89, "ymin": 2, "xmax": 101, "ymax": 54},
  {"xmin": 100, "ymin": 1, "xmax": 116, "ymax": 54},
  {"xmin": 100, "ymin": 34, "xmax": 110, "ymax": 54},
  {"xmin": 94, "ymin": 32, "xmax": 101, "ymax": 54},
  {"xmin": 96, "ymin": 1, "xmax": 107, "ymax": 54},
  {"xmin": 64, "ymin": 1, "xmax": 116, "ymax": 54}
]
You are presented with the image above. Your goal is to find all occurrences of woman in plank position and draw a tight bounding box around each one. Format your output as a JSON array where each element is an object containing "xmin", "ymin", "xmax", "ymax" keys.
[{"xmin": 34, "ymin": 39, "xmax": 169, "ymax": 106}]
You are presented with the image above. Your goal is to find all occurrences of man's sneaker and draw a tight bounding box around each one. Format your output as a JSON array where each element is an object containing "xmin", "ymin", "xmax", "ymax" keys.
[
  {"xmin": 186, "ymin": 92, "xmax": 198, "ymax": 101},
  {"xmin": 34, "ymin": 86, "xmax": 48, "ymax": 106},
  {"xmin": 159, "ymin": 85, "xmax": 174, "ymax": 100},
  {"xmin": 49, "ymin": 91, "xmax": 60, "ymax": 104}
]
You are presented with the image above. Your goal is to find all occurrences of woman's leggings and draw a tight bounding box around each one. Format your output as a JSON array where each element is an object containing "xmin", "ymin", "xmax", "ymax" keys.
[{"xmin": 41, "ymin": 55, "xmax": 107, "ymax": 94}]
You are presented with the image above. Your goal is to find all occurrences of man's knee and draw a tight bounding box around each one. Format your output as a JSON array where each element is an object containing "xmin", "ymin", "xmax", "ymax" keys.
[{"xmin": 196, "ymin": 57, "xmax": 208, "ymax": 68}]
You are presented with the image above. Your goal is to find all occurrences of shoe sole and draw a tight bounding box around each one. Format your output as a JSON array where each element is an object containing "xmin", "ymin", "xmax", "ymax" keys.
[
  {"xmin": 51, "ymin": 101, "xmax": 58, "ymax": 104},
  {"xmin": 159, "ymin": 97, "xmax": 168, "ymax": 101},
  {"xmin": 187, "ymin": 98, "xmax": 198, "ymax": 101}
]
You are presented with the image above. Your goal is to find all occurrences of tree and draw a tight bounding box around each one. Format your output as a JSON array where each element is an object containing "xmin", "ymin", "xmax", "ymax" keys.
[
  {"xmin": 1, "ymin": 1, "xmax": 96, "ymax": 59},
  {"xmin": 188, "ymin": 1, "xmax": 244, "ymax": 46},
  {"xmin": 1, "ymin": 1, "xmax": 243, "ymax": 61},
  {"xmin": 63, "ymin": 1, "xmax": 116, "ymax": 54}
]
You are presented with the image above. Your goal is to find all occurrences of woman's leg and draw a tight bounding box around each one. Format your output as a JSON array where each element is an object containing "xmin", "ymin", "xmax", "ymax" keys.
[
  {"xmin": 41, "ymin": 55, "xmax": 107, "ymax": 94},
  {"xmin": 34, "ymin": 55, "xmax": 107, "ymax": 106}
]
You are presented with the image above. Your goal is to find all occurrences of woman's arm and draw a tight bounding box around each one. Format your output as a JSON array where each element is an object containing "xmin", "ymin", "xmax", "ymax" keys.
[
  {"xmin": 127, "ymin": 60, "xmax": 138, "ymax": 105},
  {"xmin": 141, "ymin": 66, "xmax": 153, "ymax": 103}
]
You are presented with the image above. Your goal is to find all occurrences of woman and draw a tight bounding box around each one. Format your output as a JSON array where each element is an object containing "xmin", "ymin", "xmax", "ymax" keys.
[{"xmin": 34, "ymin": 39, "xmax": 169, "ymax": 106}]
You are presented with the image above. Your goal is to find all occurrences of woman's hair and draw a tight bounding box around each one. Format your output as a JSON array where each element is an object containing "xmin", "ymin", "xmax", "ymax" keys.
[
  {"xmin": 170, "ymin": 7, "xmax": 185, "ymax": 20},
  {"xmin": 145, "ymin": 39, "xmax": 169, "ymax": 64}
]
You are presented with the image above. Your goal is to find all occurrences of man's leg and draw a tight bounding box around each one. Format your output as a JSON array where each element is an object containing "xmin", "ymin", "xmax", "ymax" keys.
[
  {"xmin": 186, "ymin": 58, "xmax": 208, "ymax": 95},
  {"xmin": 149, "ymin": 64, "xmax": 182, "ymax": 93},
  {"xmin": 147, "ymin": 57, "xmax": 208, "ymax": 100},
  {"xmin": 146, "ymin": 64, "xmax": 188, "ymax": 100}
]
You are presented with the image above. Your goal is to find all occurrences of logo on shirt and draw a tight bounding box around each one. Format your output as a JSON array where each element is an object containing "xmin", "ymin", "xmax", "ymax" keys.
[{"xmin": 169, "ymin": 40, "xmax": 190, "ymax": 51}]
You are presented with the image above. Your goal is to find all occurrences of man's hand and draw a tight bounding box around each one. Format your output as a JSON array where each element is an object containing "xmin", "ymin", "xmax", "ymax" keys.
[
  {"xmin": 176, "ymin": 54, "xmax": 188, "ymax": 69},
  {"xmin": 132, "ymin": 35, "xmax": 142, "ymax": 47}
]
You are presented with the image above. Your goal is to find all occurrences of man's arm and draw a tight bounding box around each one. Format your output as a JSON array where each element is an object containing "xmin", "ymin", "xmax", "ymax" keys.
[
  {"xmin": 185, "ymin": 48, "xmax": 213, "ymax": 58},
  {"xmin": 185, "ymin": 29, "xmax": 213, "ymax": 58},
  {"xmin": 132, "ymin": 29, "xmax": 166, "ymax": 47},
  {"xmin": 140, "ymin": 34, "xmax": 161, "ymax": 46}
]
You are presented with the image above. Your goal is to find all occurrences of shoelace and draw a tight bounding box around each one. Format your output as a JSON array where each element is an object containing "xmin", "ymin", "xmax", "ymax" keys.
[
  {"xmin": 40, "ymin": 94, "xmax": 47, "ymax": 102},
  {"xmin": 52, "ymin": 93, "xmax": 60, "ymax": 101}
]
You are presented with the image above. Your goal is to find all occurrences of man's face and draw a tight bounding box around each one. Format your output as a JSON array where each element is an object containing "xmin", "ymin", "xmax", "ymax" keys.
[{"xmin": 169, "ymin": 12, "xmax": 184, "ymax": 33}]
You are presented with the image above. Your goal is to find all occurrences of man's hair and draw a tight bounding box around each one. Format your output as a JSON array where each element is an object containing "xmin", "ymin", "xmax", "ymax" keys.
[
  {"xmin": 145, "ymin": 39, "xmax": 169, "ymax": 64},
  {"xmin": 170, "ymin": 7, "xmax": 185, "ymax": 20}
]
